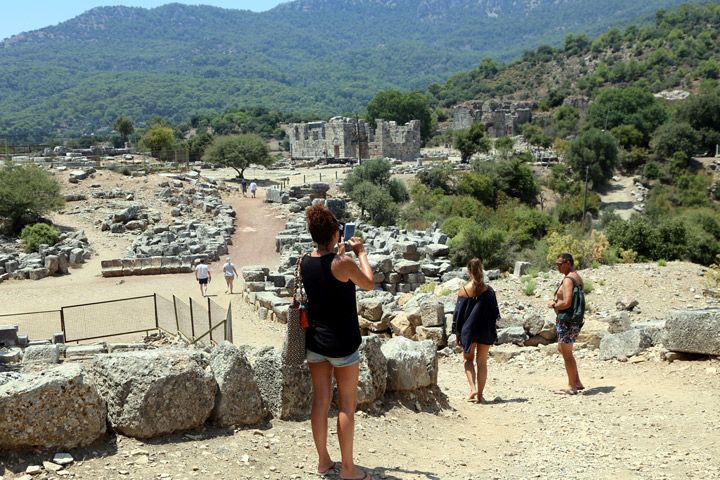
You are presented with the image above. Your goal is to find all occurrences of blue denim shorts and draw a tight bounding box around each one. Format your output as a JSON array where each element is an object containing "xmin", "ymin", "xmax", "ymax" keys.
[{"xmin": 306, "ymin": 349, "xmax": 360, "ymax": 368}]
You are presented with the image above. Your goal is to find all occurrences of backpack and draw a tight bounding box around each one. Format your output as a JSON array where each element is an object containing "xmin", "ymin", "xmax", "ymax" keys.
[{"xmin": 556, "ymin": 275, "xmax": 585, "ymax": 326}]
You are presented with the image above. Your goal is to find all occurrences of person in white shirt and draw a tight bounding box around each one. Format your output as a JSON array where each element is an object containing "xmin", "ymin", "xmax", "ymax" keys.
[
  {"xmin": 249, "ymin": 181, "xmax": 257, "ymax": 198},
  {"xmin": 222, "ymin": 256, "xmax": 239, "ymax": 294},
  {"xmin": 194, "ymin": 258, "xmax": 211, "ymax": 297}
]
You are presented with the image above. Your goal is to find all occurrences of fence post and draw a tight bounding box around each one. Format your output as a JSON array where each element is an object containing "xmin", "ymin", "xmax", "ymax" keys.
[
  {"xmin": 225, "ymin": 302, "xmax": 233, "ymax": 344},
  {"xmin": 153, "ymin": 293, "xmax": 159, "ymax": 330},
  {"xmin": 60, "ymin": 308, "xmax": 66, "ymax": 340},
  {"xmin": 189, "ymin": 298, "xmax": 195, "ymax": 339},
  {"xmin": 207, "ymin": 297, "xmax": 213, "ymax": 343},
  {"xmin": 319, "ymin": 173, "xmax": 322, "ymax": 182},
  {"xmin": 303, "ymin": 174, "xmax": 306, "ymax": 183},
  {"xmin": 173, "ymin": 295, "xmax": 180, "ymax": 333}
]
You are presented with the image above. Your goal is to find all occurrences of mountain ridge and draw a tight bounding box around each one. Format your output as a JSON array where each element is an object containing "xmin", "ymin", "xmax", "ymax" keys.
[{"xmin": 0, "ymin": 0, "xmax": 708, "ymax": 142}]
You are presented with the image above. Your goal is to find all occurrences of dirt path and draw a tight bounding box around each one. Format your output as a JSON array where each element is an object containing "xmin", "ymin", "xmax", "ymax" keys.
[{"xmin": 599, "ymin": 175, "xmax": 637, "ymax": 220}]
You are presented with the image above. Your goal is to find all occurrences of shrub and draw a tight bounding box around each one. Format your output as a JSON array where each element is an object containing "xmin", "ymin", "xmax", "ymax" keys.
[
  {"xmin": 20, "ymin": 223, "xmax": 60, "ymax": 253},
  {"xmin": 448, "ymin": 224, "xmax": 510, "ymax": 269},
  {"xmin": 417, "ymin": 281, "xmax": 437, "ymax": 294},
  {"xmin": 583, "ymin": 279, "xmax": 594, "ymax": 294},
  {"xmin": 620, "ymin": 248, "xmax": 638, "ymax": 263},
  {"xmin": 546, "ymin": 231, "xmax": 586, "ymax": 267},
  {"xmin": 704, "ymin": 255, "xmax": 720, "ymax": 289},
  {"xmin": 658, "ymin": 259, "xmax": 667, "ymax": 266},
  {"xmin": 521, "ymin": 276, "xmax": 537, "ymax": 296},
  {"xmin": 0, "ymin": 164, "xmax": 64, "ymax": 233}
]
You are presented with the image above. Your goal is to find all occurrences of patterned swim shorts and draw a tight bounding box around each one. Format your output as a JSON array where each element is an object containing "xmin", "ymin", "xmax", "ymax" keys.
[{"xmin": 556, "ymin": 320, "xmax": 582, "ymax": 344}]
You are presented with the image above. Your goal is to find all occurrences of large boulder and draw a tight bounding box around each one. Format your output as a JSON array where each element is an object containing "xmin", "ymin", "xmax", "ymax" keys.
[
  {"xmin": 251, "ymin": 347, "xmax": 311, "ymax": 419},
  {"xmin": 403, "ymin": 293, "xmax": 444, "ymax": 327},
  {"xmin": 357, "ymin": 337, "xmax": 387, "ymax": 408},
  {"xmin": 664, "ymin": 309, "xmax": 720, "ymax": 356},
  {"xmin": 599, "ymin": 329, "xmax": 653, "ymax": 360},
  {"xmin": 497, "ymin": 326, "xmax": 529, "ymax": 346},
  {"xmin": 88, "ymin": 349, "xmax": 216, "ymax": 438},
  {"xmin": 209, "ymin": 343, "xmax": 265, "ymax": 427},
  {"xmin": 381, "ymin": 337, "xmax": 438, "ymax": 392},
  {"xmin": 358, "ymin": 297, "xmax": 384, "ymax": 321},
  {"xmin": 0, "ymin": 364, "xmax": 106, "ymax": 450}
]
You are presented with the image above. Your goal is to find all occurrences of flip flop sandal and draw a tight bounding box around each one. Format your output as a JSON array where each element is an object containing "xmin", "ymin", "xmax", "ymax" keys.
[
  {"xmin": 319, "ymin": 462, "xmax": 338, "ymax": 476},
  {"xmin": 553, "ymin": 388, "xmax": 578, "ymax": 396},
  {"xmin": 341, "ymin": 469, "xmax": 371, "ymax": 480}
]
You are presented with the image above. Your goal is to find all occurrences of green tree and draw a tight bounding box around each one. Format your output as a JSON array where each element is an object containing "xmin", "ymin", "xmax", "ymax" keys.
[
  {"xmin": 454, "ymin": 123, "xmax": 490, "ymax": 163},
  {"xmin": 113, "ymin": 116, "xmax": 134, "ymax": 146},
  {"xmin": 567, "ymin": 129, "xmax": 619, "ymax": 188},
  {"xmin": 365, "ymin": 90, "xmax": 433, "ymax": 141},
  {"xmin": 650, "ymin": 122, "xmax": 702, "ymax": 160},
  {"xmin": 587, "ymin": 87, "xmax": 668, "ymax": 145},
  {"xmin": 553, "ymin": 106, "xmax": 580, "ymax": 139},
  {"xmin": 457, "ymin": 172, "xmax": 495, "ymax": 205},
  {"xmin": 202, "ymin": 134, "xmax": 272, "ymax": 178},
  {"xmin": 140, "ymin": 124, "xmax": 175, "ymax": 158},
  {"xmin": 675, "ymin": 84, "xmax": 720, "ymax": 155},
  {"xmin": 417, "ymin": 165, "xmax": 454, "ymax": 193},
  {"xmin": 0, "ymin": 163, "xmax": 64, "ymax": 233},
  {"xmin": 611, "ymin": 124, "xmax": 643, "ymax": 149}
]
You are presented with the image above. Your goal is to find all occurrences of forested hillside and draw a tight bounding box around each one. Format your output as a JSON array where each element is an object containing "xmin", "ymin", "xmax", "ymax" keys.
[{"xmin": 0, "ymin": 0, "xmax": 705, "ymax": 142}]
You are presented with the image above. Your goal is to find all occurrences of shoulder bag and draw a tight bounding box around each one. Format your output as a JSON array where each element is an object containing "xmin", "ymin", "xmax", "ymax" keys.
[{"xmin": 282, "ymin": 253, "xmax": 309, "ymax": 365}]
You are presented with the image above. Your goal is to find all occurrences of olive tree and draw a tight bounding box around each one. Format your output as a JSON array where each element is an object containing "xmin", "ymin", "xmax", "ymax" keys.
[{"xmin": 202, "ymin": 134, "xmax": 272, "ymax": 178}]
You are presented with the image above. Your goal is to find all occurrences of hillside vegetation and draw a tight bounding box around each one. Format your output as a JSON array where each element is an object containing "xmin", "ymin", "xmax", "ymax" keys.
[{"xmin": 0, "ymin": 0, "xmax": 706, "ymax": 142}]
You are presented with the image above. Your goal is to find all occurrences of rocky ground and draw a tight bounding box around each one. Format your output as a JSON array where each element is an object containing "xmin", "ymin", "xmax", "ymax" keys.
[{"xmin": 1, "ymin": 162, "xmax": 720, "ymax": 480}]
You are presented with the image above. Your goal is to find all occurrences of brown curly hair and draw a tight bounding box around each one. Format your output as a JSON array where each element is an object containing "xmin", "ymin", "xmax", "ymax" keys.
[{"xmin": 306, "ymin": 203, "xmax": 339, "ymax": 246}]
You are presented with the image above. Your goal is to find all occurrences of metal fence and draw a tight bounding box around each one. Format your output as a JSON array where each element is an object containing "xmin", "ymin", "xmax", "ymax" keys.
[{"xmin": 0, "ymin": 293, "xmax": 232, "ymax": 345}]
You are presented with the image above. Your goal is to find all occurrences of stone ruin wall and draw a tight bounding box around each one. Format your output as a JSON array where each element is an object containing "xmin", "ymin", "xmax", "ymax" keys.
[
  {"xmin": 287, "ymin": 117, "xmax": 420, "ymax": 161},
  {"xmin": 452, "ymin": 100, "xmax": 532, "ymax": 137}
]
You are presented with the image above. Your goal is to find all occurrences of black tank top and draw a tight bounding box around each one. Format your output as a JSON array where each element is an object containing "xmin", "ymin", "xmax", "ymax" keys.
[{"xmin": 301, "ymin": 253, "xmax": 361, "ymax": 358}]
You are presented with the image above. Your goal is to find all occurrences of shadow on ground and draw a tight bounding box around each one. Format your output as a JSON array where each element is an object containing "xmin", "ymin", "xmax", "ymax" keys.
[{"xmin": 582, "ymin": 385, "xmax": 616, "ymax": 396}]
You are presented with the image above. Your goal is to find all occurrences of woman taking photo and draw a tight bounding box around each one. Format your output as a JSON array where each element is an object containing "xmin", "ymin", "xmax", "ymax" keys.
[
  {"xmin": 451, "ymin": 258, "xmax": 500, "ymax": 404},
  {"xmin": 301, "ymin": 203, "xmax": 375, "ymax": 480}
]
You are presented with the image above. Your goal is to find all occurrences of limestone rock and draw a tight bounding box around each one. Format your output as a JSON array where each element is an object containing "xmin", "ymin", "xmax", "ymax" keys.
[
  {"xmin": 88, "ymin": 349, "xmax": 216, "ymax": 438},
  {"xmin": 357, "ymin": 336, "xmax": 387, "ymax": 408},
  {"xmin": 0, "ymin": 364, "xmax": 106, "ymax": 450},
  {"xmin": 664, "ymin": 309, "xmax": 720, "ymax": 356},
  {"xmin": 381, "ymin": 337, "xmax": 438, "ymax": 392},
  {"xmin": 22, "ymin": 344, "xmax": 60, "ymax": 364},
  {"xmin": 599, "ymin": 329, "xmax": 653, "ymax": 360},
  {"xmin": 496, "ymin": 326, "xmax": 528, "ymax": 346},
  {"xmin": 358, "ymin": 297, "xmax": 384, "ymax": 321},
  {"xmin": 209, "ymin": 343, "xmax": 265, "ymax": 427},
  {"xmin": 251, "ymin": 347, "xmax": 311, "ymax": 419},
  {"xmin": 403, "ymin": 293, "xmax": 444, "ymax": 327}
]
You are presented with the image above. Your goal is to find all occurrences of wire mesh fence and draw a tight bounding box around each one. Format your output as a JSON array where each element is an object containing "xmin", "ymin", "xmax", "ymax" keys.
[
  {"xmin": 61, "ymin": 295, "xmax": 157, "ymax": 343},
  {"xmin": 0, "ymin": 310, "xmax": 61, "ymax": 340},
  {"xmin": 3, "ymin": 293, "xmax": 232, "ymax": 345}
]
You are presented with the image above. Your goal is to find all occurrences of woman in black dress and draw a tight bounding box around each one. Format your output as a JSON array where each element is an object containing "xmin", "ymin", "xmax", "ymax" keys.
[
  {"xmin": 451, "ymin": 258, "xmax": 500, "ymax": 404},
  {"xmin": 301, "ymin": 204, "xmax": 375, "ymax": 480}
]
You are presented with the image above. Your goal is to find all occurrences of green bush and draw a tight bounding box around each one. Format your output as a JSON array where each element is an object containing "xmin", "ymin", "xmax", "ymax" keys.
[
  {"xmin": 0, "ymin": 164, "xmax": 65, "ymax": 233},
  {"xmin": 658, "ymin": 259, "xmax": 667, "ymax": 266},
  {"xmin": 583, "ymin": 279, "xmax": 594, "ymax": 294},
  {"xmin": 417, "ymin": 281, "xmax": 438, "ymax": 294},
  {"xmin": 521, "ymin": 276, "xmax": 537, "ymax": 296},
  {"xmin": 448, "ymin": 224, "xmax": 510, "ymax": 269},
  {"xmin": 20, "ymin": 223, "xmax": 60, "ymax": 253}
]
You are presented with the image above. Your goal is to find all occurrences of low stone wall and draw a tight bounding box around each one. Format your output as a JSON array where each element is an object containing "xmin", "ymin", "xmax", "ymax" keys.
[
  {"xmin": 0, "ymin": 339, "xmax": 437, "ymax": 451},
  {"xmin": 100, "ymin": 256, "xmax": 193, "ymax": 277}
]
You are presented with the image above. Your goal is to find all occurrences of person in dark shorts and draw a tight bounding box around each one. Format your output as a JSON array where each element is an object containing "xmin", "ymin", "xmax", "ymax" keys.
[
  {"xmin": 547, "ymin": 252, "xmax": 585, "ymax": 395},
  {"xmin": 300, "ymin": 203, "xmax": 375, "ymax": 480},
  {"xmin": 451, "ymin": 258, "xmax": 500, "ymax": 404},
  {"xmin": 194, "ymin": 258, "xmax": 211, "ymax": 297},
  {"xmin": 241, "ymin": 177, "xmax": 247, "ymax": 197}
]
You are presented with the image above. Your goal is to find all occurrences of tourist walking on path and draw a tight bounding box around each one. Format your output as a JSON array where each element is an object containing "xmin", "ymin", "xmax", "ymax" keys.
[
  {"xmin": 241, "ymin": 177, "xmax": 248, "ymax": 197},
  {"xmin": 194, "ymin": 258, "xmax": 211, "ymax": 297},
  {"xmin": 451, "ymin": 258, "xmax": 499, "ymax": 404},
  {"xmin": 222, "ymin": 256, "xmax": 239, "ymax": 294},
  {"xmin": 300, "ymin": 203, "xmax": 375, "ymax": 480},
  {"xmin": 547, "ymin": 252, "xmax": 586, "ymax": 395},
  {"xmin": 249, "ymin": 180, "xmax": 257, "ymax": 198}
]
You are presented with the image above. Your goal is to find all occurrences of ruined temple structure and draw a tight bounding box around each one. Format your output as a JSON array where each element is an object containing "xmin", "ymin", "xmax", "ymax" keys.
[
  {"xmin": 452, "ymin": 100, "xmax": 532, "ymax": 137},
  {"xmin": 287, "ymin": 117, "xmax": 421, "ymax": 162}
]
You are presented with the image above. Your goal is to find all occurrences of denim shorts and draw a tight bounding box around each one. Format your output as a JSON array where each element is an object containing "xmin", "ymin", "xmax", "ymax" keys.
[{"xmin": 306, "ymin": 349, "xmax": 360, "ymax": 368}]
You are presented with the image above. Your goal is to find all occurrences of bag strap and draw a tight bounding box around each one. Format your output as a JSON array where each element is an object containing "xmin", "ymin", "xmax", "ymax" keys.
[{"xmin": 292, "ymin": 253, "xmax": 307, "ymax": 303}]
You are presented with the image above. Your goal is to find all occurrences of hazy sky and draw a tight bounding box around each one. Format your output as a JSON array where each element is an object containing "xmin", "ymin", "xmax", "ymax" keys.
[{"xmin": 1, "ymin": 1, "xmax": 288, "ymax": 40}]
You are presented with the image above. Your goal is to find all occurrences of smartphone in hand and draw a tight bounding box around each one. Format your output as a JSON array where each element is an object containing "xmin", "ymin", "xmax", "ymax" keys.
[{"xmin": 343, "ymin": 222, "xmax": 356, "ymax": 244}]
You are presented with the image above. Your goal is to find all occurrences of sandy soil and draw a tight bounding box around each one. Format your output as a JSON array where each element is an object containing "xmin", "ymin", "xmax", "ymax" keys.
[{"xmin": 1, "ymin": 166, "xmax": 720, "ymax": 479}]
